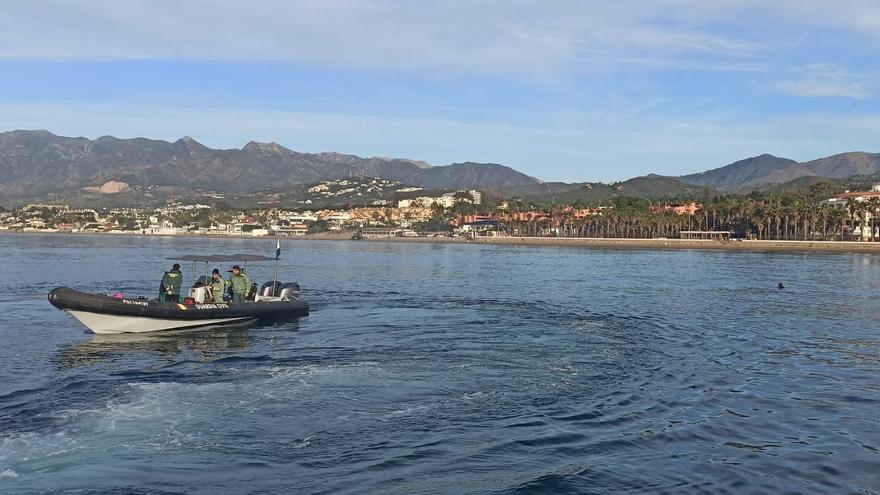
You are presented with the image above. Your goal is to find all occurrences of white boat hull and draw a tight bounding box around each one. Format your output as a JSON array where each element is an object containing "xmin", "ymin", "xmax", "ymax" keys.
[{"xmin": 67, "ymin": 310, "xmax": 253, "ymax": 335}]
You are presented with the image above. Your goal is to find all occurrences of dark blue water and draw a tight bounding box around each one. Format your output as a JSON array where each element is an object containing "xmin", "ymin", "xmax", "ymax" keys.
[{"xmin": 0, "ymin": 234, "xmax": 878, "ymax": 494}]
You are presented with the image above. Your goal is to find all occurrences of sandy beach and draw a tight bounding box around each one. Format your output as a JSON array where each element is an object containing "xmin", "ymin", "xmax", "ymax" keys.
[
  {"xmin": 355, "ymin": 235, "xmax": 880, "ymax": 253},
  {"xmin": 6, "ymin": 230, "xmax": 880, "ymax": 253}
]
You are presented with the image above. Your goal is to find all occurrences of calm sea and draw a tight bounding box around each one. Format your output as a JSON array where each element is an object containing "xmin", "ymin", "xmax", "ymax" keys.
[{"xmin": 0, "ymin": 233, "xmax": 878, "ymax": 494}]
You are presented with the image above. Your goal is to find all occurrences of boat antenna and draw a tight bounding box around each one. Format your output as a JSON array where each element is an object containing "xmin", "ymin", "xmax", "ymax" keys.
[{"xmin": 272, "ymin": 237, "xmax": 281, "ymax": 294}]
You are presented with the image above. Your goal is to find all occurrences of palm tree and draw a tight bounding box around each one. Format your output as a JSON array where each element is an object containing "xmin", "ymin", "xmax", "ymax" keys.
[
  {"xmin": 819, "ymin": 207, "xmax": 830, "ymax": 240},
  {"xmin": 752, "ymin": 213, "xmax": 765, "ymax": 240},
  {"xmin": 765, "ymin": 196, "xmax": 782, "ymax": 239},
  {"xmin": 868, "ymin": 197, "xmax": 880, "ymax": 241},
  {"xmin": 845, "ymin": 197, "xmax": 859, "ymax": 240},
  {"xmin": 832, "ymin": 208, "xmax": 848, "ymax": 240},
  {"xmin": 857, "ymin": 202, "xmax": 869, "ymax": 241}
]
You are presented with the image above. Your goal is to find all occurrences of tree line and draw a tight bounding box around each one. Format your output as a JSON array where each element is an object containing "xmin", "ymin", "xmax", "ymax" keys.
[{"xmin": 496, "ymin": 189, "xmax": 878, "ymax": 241}]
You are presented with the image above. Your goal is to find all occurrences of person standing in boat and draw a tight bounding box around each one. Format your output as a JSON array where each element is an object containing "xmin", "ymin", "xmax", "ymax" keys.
[
  {"xmin": 159, "ymin": 263, "xmax": 183, "ymax": 302},
  {"xmin": 209, "ymin": 268, "xmax": 229, "ymax": 303},
  {"xmin": 228, "ymin": 265, "xmax": 251, "ymax": 304}
]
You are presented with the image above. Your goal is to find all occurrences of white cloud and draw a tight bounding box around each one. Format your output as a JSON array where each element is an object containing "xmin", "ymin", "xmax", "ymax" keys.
[
  {"xmin": 0, "ymin": 0, "xmax": 799, "ymax": 76},
  {"xmin": 1, "ymin": 0, "xmax": 878, "ymax": 83},
  {"xmin": 774, "ymin": 64, "xmax": 872, "ymax": 99}
]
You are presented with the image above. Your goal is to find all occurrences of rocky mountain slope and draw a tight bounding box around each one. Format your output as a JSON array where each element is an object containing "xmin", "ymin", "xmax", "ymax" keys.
[
  {"xmin": 0, "ymin": 130, "xmax": 538, "ymax": 201},
  {"xmin": 2, "ymin": 129, "xmax": 879, "ymax": 205},
  {"xmin": 678, "ymin": 152, "xmax": 880, "ymax": 191}
]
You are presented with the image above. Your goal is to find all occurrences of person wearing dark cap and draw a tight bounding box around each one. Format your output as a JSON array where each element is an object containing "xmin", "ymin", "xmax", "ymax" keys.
[
  {"xmin": 209, "ymin": 268, "xmax": 229, "ymax": 303},
  {"xmin": 228, "ymin": 265, "xmax": 251, "ymax": 304},
  {"xmin": 159, "ymin": 263, "xmax": 183, "ymax": 302}
]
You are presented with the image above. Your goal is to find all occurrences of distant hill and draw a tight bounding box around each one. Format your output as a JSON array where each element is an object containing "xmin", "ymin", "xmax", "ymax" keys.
[
  {"xmin": 678, "ymin": 152, "xmax": 880, "ymax": 191},
  {"xmin": 0, "ymin": 130, "xmax": 209, "ymax": 198},
  {"xmin": 679, "ymin": 154, "xmax": 798, "ymax": 190},
  {"xmin": 3, "ymin": 129, "xmax": 879, "ymax": 206},
  {"xmin": 617, "ymin": 174, "xmax": 711, "ymax": 198},
  {"xmin": 755, "ymin": 152, "xmax": 880, "ymax": 188},
  {"xmin": 0, "ymin": 130, "xmax": 539, "ymax": 202},
  {"xmin": 756, "ymin": 176, "xmax": 843, "ymax": 195},
  {"xmin": 522, "ymin": 175, "xmax": 711, "ymax": 204}
]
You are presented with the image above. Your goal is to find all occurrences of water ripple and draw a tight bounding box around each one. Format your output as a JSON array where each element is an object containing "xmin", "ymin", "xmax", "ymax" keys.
[{"xmin": 0, "ymin": 235, "xmax": 879, "ymax": 493}]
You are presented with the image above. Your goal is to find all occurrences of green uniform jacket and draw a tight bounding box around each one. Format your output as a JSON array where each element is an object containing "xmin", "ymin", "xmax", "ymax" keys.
[
  {"xmin": 229, "ymin": 272, "xmax": 251, "ymax": 295},
  {"xmin": 210, "ymin": 278, "xmax": 229, "ymax": 303},
  {"xmin": 161, "ymin": 270, "xmax": 182, "ymax": 296}
]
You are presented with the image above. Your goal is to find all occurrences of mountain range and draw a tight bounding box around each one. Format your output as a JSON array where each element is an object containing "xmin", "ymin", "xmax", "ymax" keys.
[
  {"xmin": 1, "ymin": 129, "xmax": 878, "ymax": 206},
  {"xmin": 679, "ymin": 152, "xmax": 880, "ymax": 191},
  {"xmin": 0, "ymin": 130, "xmax": 537, "ymax": 203}
]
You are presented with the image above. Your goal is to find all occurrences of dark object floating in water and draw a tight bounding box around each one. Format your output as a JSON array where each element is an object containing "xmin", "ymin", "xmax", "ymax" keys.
[{"xmin": 778, "ymin": 282, "xmax": 785, "ymax": 289}]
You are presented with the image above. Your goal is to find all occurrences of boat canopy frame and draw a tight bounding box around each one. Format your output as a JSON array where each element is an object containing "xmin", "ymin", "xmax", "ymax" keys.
[
  {"xmin": 168, "ymin": 254, "xmax": 277, "ymax": 263},
  {"xmin": 166, "ymin": 253, "xmax": 282, "ymax": 294}
]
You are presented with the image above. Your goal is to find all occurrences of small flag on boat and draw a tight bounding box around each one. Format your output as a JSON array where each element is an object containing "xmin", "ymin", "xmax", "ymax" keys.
[{"xmin": 275, "ymin": 238, "xmax": 282, "ymax": 259}]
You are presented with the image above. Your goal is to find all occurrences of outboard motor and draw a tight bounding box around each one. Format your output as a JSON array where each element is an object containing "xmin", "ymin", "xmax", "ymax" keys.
[
  {"xmin": 279, "ymin": 282, "xmax": 301, "ymax": 300},
  {"xmin": 260, "ymin": 281, "xmax": 282, "ymax": 297}
]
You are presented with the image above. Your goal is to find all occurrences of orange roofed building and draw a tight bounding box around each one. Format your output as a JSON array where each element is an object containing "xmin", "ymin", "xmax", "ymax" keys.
[
  {"xmin": 562, "ymin": 206, "xmax": 607, "ymax": 218},
  {"xmin": 651, "ymin": 202, "xmax": 701, "ymax": 215},
  {"xmin": 508, "ymin": 211, "xmax": 550, "ymax": 222}
]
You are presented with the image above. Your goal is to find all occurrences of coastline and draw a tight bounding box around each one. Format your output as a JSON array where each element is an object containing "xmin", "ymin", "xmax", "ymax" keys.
[
  {"xmin": 365, "ymin": 236, "xmax": 880, "ymax": 253},
  {"xmin": 4, "ymin": 229, "xmax": 880, "ymax": 253}
]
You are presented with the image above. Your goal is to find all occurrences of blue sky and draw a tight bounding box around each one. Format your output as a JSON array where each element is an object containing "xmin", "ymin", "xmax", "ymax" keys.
[{"xmin": 1, "ymin": 1, "xmax": 879, "ymax": 182}]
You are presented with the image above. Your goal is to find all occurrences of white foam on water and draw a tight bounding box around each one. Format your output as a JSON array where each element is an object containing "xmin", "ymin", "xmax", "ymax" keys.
[
  {"xmin": 549, "ymin": 361, "xmax": 579, "ymax": 375},
  {"xmin": 105, "ymin": 382, "xmax": 189, "ymax": 422},
  {"xmin": 292, "ymin": 435, "xmax": 314, "ymax": 449},
  {"xmin": 0, "ymin": 468, "xmax": 18, "ymax": 478},
  {"xmin": 0, "ymin": 431, "xmax": 80, "ymax": 463},
  {"xmin": 462, "ymin": 391, "xmax": 486, "ymax": 400},
  {"xmin": 383, "ymin": 404, "xmax": 428, "ymax": 419},
  {"xmin": 264, "ymin": 361, "xmax": 381, "ymax": 380},
  {"xmin": 0, "ymin": 365, "xmax": 389, "ymax": 479},
  {"xmin": 0, "ymin": 380, "xmax": 221, "ymax": 473}
]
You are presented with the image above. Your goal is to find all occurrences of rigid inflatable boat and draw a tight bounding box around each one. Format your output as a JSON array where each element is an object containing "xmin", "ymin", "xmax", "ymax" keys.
[
  {"xmin": 48, "ymin": 252, "xmax": 309, "ymax": 334},
  {"xmin": 49, "ymin": 287, "xmax": 309, "ymax": 334}
]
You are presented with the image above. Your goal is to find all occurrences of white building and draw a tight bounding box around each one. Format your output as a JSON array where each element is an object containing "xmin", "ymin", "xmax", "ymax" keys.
[
  {"xmin": 827, "ymin": 184, "xmax": 880, "ymax": 240},
  {"xmin": 424, "ymin": 196, "xmax": 456, "ymax": 208},
  {"xmin": 321, "ymin": 211, "xmax": 352, "ymax": 223},
  {"xmin": 281, "ymin": 211, "xmax": 318, "ymax": 223},
  {"xmin": 272, "ymin": 223, "xmax": 309, "ymax": 236},
  {"xmin": 397, "ymin": 196, "xmax": 454, "ymax": 209}
]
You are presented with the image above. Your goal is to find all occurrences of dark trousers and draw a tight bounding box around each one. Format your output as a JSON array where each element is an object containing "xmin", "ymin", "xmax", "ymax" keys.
[{"xmin": 160, "ymin": 293, "xmax": 180, "ymax": 303}]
